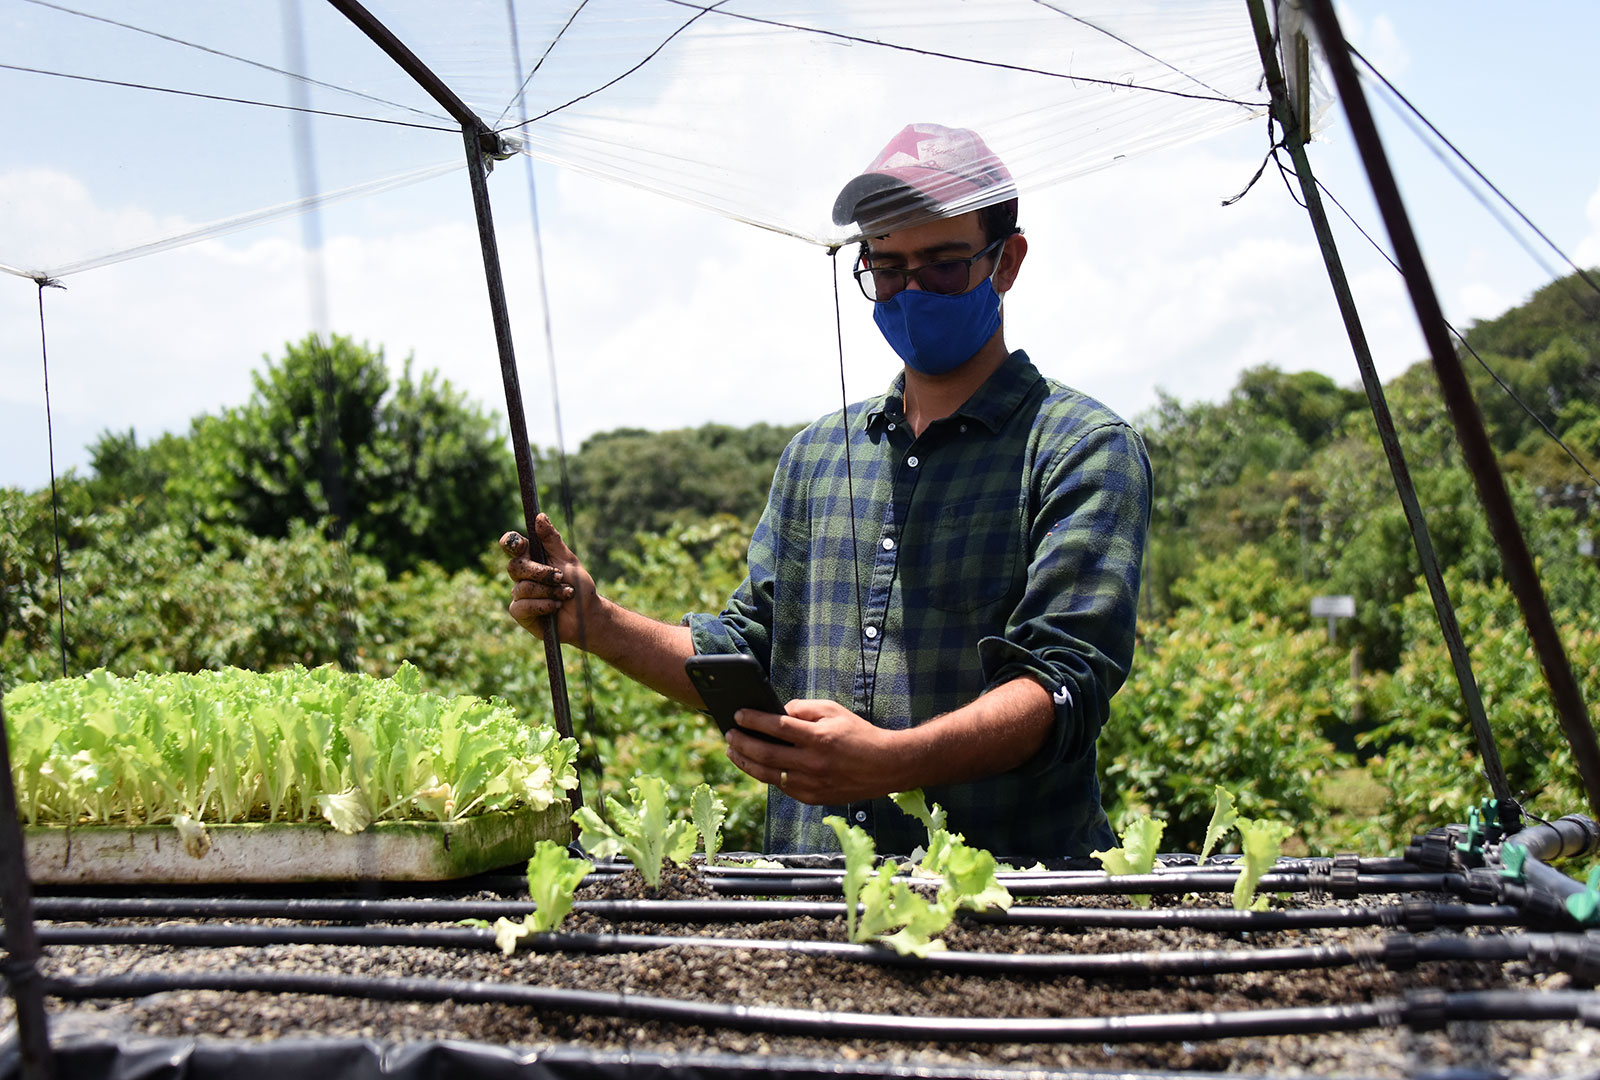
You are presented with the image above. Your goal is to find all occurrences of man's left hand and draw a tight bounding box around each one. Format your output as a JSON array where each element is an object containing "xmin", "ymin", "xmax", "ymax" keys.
[{"xmin": 724, "ymin": 699, "xmax": 905, "ymax": 805}]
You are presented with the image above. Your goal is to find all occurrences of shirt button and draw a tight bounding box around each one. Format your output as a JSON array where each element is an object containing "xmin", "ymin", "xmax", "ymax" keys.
[
  {"xmin": 881, "ymin": 537, "xmax": 895, "ymax": 551},
  {"xmin": 864, "ymin": 625, "xmax": 878, "ymax": 640},
  {"xmin": 887, "ymin": 422, "xmax": 896, "ymax": 431},
  {"xmin": 907, "ymin": 455, "xmax": 920, "ymax": 468},
  {"xmin": 854, "ymin": 811, "xmax": 868, "ymax": 823},
  {"xmin": 959, "ymin": 423, "xmax": 968, "ymax": 433}
]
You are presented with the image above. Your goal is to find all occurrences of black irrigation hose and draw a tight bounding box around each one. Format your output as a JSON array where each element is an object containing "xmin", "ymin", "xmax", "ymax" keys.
[
  {"xmin": 20, "ymin": 924, "xmax": 1600, "ymax": 981},
  {"xmin": 39, "ymin": 971, "xmax": 1600, "ymax": 1043},
  {"xmin": 30, "ymin": 896, "xmax": 1521, "ymax": 934}
]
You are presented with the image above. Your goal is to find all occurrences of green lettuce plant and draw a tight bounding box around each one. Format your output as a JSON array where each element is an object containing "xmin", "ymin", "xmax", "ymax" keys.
[
  {"xmin": 485, "ymin": 839, "xmax": 596, "ymax": 955},
  {"xmin": 1233, "ymin": 817, "xmax": 1293, "ymax": 911},
  {"xmin": 1092, "ymin": 813, "xmax": 1166, "ymax": 907},
  {"xmin": 890, "ymin": 789, "xmax": 1012, "ymax": 913},
  {"xmin": 3, "ymin": 664, "xmax": 578, "ymax": 839},
  {"xmin": 572, "ymin": 774, "xmax": 698, "ymax": 888}
]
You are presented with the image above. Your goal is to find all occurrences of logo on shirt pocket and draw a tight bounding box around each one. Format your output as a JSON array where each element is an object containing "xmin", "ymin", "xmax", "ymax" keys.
[{"xmin": 904, "ymin": 492, "xmax": 1022, "ymax": 615}]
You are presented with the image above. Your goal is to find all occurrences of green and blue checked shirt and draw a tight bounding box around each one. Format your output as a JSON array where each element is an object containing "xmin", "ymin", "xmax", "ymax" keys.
[{"xmin": 685, "ymin": 350, "xmax": 1151, "ymax": 859}]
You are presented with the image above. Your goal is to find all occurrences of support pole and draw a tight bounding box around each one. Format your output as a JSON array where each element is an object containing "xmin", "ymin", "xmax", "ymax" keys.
[
  {"xmin": 0, "ymin": 697, "xmax": 56, "ymax": 1079},
  {"xmin": 326, "ymin": 0, "xmax": 583, "ymax": 827},
  {"xmin": 1302, "ymin": 0, "xmax": 1600, "ymax": 819},
  {"xmin": 1242, "ymin": 0, "xmax": 1513, "ymax": 819}
]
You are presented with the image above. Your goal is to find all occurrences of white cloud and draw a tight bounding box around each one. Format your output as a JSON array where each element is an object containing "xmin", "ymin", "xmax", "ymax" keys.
[{"xmin": 1575, "ymin": 181, "xmax": 1600, "ymax": 270}]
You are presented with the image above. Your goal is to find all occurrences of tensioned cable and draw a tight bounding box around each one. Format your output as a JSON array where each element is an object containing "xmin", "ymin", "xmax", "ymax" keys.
[
  {"xmin": 5, "ymin": 159, "xmax": 461, "ymax": 282},
  {"xmin": 1028, "ymin": 0, "xmax": 1241, "ymax": 103},
  {"xmin": 20, "ymin": 0, "xmax": 447, "ymax": 125},
  {"xmin": 0, "ymin": 64, "xmax": 453, "ymax": 132},
  {"xmin": 654, "ymin": 0, "xmax": 1267, "ymax": 110},
  {"xmin": 493, "ymin": 0, "xmax": 593, "ymax": 131},
  {"xmin": 500, "ymin": 1, "xmax": 728, "ymax": 133},
  {"xmin": 830, "ymin": 249, "xmax": 873, "ymax": 723},
  {"xmin": 1312, "ymin": 176, "xmax": 1600, "ymax": 494},
  {"xmin": 1350, "ymin": 44, "xmax": 1600, "ymax": 301},
  {"xmin": 35, "ymin": 280, "xmax": 70, "ymax": 680}
]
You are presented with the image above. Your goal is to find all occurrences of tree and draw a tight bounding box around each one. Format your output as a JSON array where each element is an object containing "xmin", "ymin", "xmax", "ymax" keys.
[{"xmin": 172, "ymin": 334, "xmax": 518, "ymax": 575}]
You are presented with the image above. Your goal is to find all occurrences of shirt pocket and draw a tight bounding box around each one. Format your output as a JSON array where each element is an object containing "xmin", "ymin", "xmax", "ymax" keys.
[{"xmin": 902, "ymin": 491, "xmax": 1022, "ymax": 615}]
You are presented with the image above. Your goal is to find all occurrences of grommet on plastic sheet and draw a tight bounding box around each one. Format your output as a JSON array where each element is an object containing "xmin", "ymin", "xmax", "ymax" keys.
[
  {"xmin": 1566, "ymin": 866, "xmax": 1600, "ymax": 927},
  {"xmin": 1404, "ymin": 987, "xmax": 1449, "ymax": 1032}
]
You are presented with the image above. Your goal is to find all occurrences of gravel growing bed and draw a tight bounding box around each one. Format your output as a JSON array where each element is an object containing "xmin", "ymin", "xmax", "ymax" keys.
[{"xmin": 5, "ymin": 865, "xmax": 1599, "ymax": 1078}]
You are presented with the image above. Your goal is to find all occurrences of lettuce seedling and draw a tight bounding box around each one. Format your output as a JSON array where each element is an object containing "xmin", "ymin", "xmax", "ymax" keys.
[
  {"xmin": 890, "ymin": 789, "xmax": 1011, "ymax": 913},
  {"xmin": 1199, "ymin": 785, "xmax": 1239, "ymax": 866},
  {"xmin": 827, "ymin": 814, "xmax": 958, "ymax": 957},
  {"xmin": 572, "ymin": 775, "xmax": 697, "ymax": 888},
  {"xmin": 1232, "ymin": 816, "xmax": 1293, "ymax": 911},
  {"xmin": 690, "ymin": 783, "xmax": 727, "ymax": 865},
  {"xmin": 1092, "ymin": 814, "xmax": 1165, "ymax": 907},
  {"xmin": 486, "ymin": 839, "xmax": 596, "ymax": 955}
]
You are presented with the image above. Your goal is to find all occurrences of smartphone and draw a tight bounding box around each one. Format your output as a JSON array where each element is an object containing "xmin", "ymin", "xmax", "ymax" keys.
[{"xmin": 684, "ymin": 653, "xmax": 792, "ymax": 745}]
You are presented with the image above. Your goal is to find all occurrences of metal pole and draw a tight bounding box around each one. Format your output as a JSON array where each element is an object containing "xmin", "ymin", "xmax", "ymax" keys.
[
  {"xmin": 1241, "ymin": 0, "xmax": 1514, "ymax": 819},
  {"xmin": 461, "ymin": 128, "xmax": 585, "ymax": 830},
  {"xmin": 1302, "ymin": 0, "xmax": 1600, "ymax": 819},
  {"xmin": 0, "ymin": 697, "xmax": 56, "ymax": 1079},
  {"xmin": 325, "ymin": 0, "xmax": 584, "ymax": 826}
]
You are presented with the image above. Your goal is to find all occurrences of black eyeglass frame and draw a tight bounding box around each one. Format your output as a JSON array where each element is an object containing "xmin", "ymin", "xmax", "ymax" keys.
[{"xmin": 851, "ymin": 234, "xmax": 1010, "ymax": 303}]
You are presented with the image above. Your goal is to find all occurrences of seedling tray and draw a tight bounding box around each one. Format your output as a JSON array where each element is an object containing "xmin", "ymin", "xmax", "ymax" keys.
[{"xmin": 23, "ymin": 804, "xmax": 569, "ymax": 884}]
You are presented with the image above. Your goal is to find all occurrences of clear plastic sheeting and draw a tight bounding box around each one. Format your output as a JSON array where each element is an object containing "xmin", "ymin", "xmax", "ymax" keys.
[{"xmin": 2, "ymin": 0, "xmax": 1269, "ymax": 280}]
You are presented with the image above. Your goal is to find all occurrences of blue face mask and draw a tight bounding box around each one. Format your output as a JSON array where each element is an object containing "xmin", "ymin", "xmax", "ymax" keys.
[{"xmin": 872, "ymin": 276, "xmax": 1003, "ymax": 376}]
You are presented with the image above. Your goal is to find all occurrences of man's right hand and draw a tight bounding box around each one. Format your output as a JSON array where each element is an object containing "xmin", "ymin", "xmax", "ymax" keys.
[{"xmin": 501, "ymin": 513, "xmax": 598, "ymax": 646}]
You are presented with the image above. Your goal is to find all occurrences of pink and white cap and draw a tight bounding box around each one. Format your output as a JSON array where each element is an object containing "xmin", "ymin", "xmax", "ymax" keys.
[{"xmin": 832, "ymin": 123, "xmax": 1015, "ymax": 230}]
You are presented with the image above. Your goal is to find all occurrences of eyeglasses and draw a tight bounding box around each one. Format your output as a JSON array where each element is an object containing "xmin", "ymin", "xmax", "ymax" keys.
[{"xmin": 852, "ymin": 235, "xmax": 1008, "ymax": 302}]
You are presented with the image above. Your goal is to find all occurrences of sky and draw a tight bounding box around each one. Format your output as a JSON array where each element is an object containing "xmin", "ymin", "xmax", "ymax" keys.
[{"xmin": 3, "ymin": 1, "xmax": 1598, "ymax": 496}]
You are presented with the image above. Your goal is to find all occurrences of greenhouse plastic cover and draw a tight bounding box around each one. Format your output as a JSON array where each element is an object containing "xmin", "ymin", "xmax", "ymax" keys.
[{"xmin": 2, "ymin": 0, "xmax": 1277, "ymax": 281}]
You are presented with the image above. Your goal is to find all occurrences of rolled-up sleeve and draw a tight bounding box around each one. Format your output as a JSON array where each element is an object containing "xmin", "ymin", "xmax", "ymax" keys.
[{"xmin": 979, "ymin": 421, "xmax": 1152, "ymax": 773}]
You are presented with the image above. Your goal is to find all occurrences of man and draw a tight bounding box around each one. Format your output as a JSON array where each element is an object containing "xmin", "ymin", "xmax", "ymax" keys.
[{"xmin": 504, "ymin": 123, "xmax": 1151, "ymax": 858}]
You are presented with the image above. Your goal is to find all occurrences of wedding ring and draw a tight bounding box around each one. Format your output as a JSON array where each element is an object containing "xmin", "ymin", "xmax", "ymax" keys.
[{"xmin": 779, "ymin": 770, "xmax": 789, "ymax": 788}]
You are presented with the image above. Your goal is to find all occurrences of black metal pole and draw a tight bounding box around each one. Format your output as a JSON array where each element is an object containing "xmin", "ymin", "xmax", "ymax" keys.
[
  {"xmin": 1241, "ymin": 0, "xmax": 1514, "ymax": 819},
  {"xmin": 0, "ymin": 697, "xmax": 57, "ymax": 1079},
  {"xmin": 461, "ymin": 127, "xmax": 584, "ymax": 827},
  {"xmin": 1303, "ymin": 0, "xmax": 1600, "ymax": 819},
  {"xmin": 325, "ymin": 0, "xmax": 583, "ymax": 826}
]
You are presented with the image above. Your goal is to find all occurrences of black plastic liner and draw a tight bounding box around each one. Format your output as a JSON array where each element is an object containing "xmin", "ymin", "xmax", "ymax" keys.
[{"xmin": 0, "ymin": 1036, "xmax": 1259, "ymax": 1080}]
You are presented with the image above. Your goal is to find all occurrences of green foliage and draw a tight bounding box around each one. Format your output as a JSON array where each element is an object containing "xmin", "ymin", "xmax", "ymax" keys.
[
  {"xmin": 1200, "ymin": 785, "xmax": 1239, "ymax": 865},
  {"xmin": 547, "ymin": 422, "xmax": 800, "ymax": 579},
  {"xmin": 890, "ymin": 789, "xmax": 1011, "ymax": 913},
  {"xmin": 572, "ymin": 774, "xmax": 699, "ymax": 888},
  {"xmin": 3, "ymin": 664, "xmax": 577, "ymax": 832},
  {"xmin": 1105, "ymin": 546, "xmax": 1356, "ymax": 853},
  {"xmin": 171, "ymin": 334, "xmax": 517, "ymax": 575},
  {"xmin": 1360, "ymin": 574, "xmax": 1599, "ymax": 839},
  {"xmin": 1091, "ymin": 814, "xmax": 1165, "ymax": 907},
  {"xmin": 1233, "ymin": 817, "xmax": 1293, "ymax": 911},
  {"xmin": 825, "ymin": 814, "xmax": 957, "ymax": 957},
  {"xmin": 691, "ymin": 782, "xmax": 728, "ymax": 864}
]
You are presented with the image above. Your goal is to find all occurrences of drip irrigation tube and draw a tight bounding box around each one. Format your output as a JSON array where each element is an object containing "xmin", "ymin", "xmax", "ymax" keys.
[
  {"xmin": 18, "ymin": 924, "xmax": 1600, "ymax": 981},
  {"xmin": 29, "ymin": 896, "xmax": 1523, "ymax": 934},
  {"xmin": 39, "ymin": 971, "xmax": 1600, "ymax": 1043}
]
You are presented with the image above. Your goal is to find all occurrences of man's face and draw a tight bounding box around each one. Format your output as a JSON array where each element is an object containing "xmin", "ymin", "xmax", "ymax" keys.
[
  {"xmin": 863, "ymin": 211, "xmax": 994, "ymax": 296},
  {"xmin": 860, "ymin": 210, "xmax": 1021, "ymax": 303}
]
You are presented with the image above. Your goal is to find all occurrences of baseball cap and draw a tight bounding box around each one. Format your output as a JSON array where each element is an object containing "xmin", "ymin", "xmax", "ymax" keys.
[{"xmin": 832, "ymin": 123, "xmax": 1015, "ymax": 232}]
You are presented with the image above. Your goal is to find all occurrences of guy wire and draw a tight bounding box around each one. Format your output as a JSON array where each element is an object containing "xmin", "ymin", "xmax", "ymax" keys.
[
  {"xmin": 829, "ymin": 249, "xmax": 871, "ymax": 719},
  {"xmin": 35, "ymin": 279, "xmax": 70, "ymax": 680}
]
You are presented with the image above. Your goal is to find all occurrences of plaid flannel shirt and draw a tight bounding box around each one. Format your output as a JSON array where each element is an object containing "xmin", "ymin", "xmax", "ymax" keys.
[{"xmin": 684, "ymin": 350, "xmax": 1151, "ymax": 859}]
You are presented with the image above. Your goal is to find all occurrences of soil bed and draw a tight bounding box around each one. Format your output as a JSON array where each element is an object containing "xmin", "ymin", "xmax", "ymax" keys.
[{"xmin": 7, "ymin": 864, "xmax": 1597, "ymax": 1077}]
